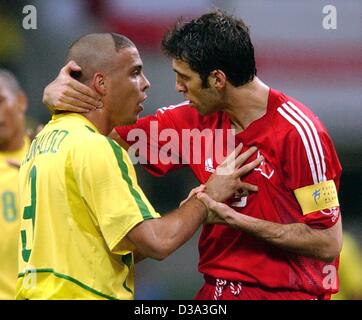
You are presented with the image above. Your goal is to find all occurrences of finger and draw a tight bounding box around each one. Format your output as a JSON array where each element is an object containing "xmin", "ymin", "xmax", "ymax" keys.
[
  {"xmin": 197, "ymin": 192, "xmax": 215, "ymax": 209},
  {"xmin": 179, "ymin": 199, "xmax": 187, "ymax": 208},
  {"xmin": 234, "ymin": 155, "xmax": 264, "ymax": 177},
  {"xmin": 51, "ymin": 103, "xmax": 91, "ymax": 113},
  {"xmin": 60, "ymin": 95, "xmax": 97, "ymax": 111},
  {"xmin": 179, "ymin": 185, "xmax": 206, "ymax": 207},
  {"xmin": 187, "ymin": 185, "xmax": 204, "ymax": 199},
  {"xmin": 221, "ymin": 143, "xmax": 243, "ymax": 167},
  {"xmin": 234, "ymin": 146, "xmax": 258, "ymax": 168},
  {"xmin": 64, "ymin": 88, "xmax": 100, "ymax": 107},
  {"xmin": 68, "ymin": 79, "xmax": 100, "ymax": 101},
  {"xmin": 58, "ymin": 61, "xmax": 96, "ymax": 100},
  {"xmin": 197, "ymin": 192, "xmax": 226, "ymax": 211},
  {"xmin": 231, "ymin": 142, "xmax": 244, "ymax": 158},
  {"xmin": 238, "ymin": 181, "xmax": 258, "ymax": 193},
  {"xmin": 193, "ymin": 184, "xmax": 206, "ymax": 194},
  {"xmin": 61, "ymin": 60, "xmax": 82, "ymax": 74}
]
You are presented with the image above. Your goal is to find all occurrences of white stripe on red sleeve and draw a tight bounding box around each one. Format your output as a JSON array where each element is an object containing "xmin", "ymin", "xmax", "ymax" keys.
[{"xmin": 277, "ymin": 102, "xmax": 326, "ymax": 184}]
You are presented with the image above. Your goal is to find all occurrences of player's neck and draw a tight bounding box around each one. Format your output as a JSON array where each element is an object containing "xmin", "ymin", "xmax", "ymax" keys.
[
  {"xmin": 83, "ymin": 108, "xmax": 112, "ymax": 136},
  {"xmin": 0, "ymin": 130, "xmax": 25, "ymax": 153},
  {"xmin": 224, "ymin": 77, "xmax": 269, "ymax": 131}
]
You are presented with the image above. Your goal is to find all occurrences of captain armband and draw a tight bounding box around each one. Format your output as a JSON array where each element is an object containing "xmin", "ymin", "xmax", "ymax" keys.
[{"xmin": 293, "ymin": 180, "xmax": 339, "ymax": 215}]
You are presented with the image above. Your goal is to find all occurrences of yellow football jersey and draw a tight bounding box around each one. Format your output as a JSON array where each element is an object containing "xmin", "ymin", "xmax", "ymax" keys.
[
  {"xmin": 16, "ymin": 113, "xmax": 160, "ymax": 300},
  {"xmin": 332, "ymin": 232, "xmax": 362, "ymax": 300},
  {"xmin": 0, "ymin": 138, "xmax": 29, "ymax": 299}
]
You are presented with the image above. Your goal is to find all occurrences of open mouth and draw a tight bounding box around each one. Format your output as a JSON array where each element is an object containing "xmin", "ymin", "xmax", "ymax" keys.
[
  {"xmin": 136, "ymin": 105, "xmax": 144, "ymax": 114},
  {"xmin": 136, "ymin": 95, "xmax": 147, "ymax": 113}
]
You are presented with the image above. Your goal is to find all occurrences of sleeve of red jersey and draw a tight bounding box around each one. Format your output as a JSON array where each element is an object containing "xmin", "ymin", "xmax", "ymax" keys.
[
  {"xmin": 114, "ymin": 108, "xmax": 185, "ymax": 176},
  {"xmin": 282, "ymin": 127, "xmax": 342, "ymax": 229}
]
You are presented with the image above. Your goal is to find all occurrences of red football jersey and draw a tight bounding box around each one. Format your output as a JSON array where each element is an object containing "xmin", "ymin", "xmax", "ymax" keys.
[{"xmin": 115, "ymin": 89, "xmax": 342, "ymax": 296}]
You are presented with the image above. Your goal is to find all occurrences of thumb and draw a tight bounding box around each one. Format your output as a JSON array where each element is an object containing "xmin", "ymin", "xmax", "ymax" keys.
[
  {"xmin": 61, "ymin": 60, "xmax": 81, "ymax": 75},
  {"xmin": 193, "ymin": 184, "xmax": 206, "ymax": 194},
  {"xmin": 197, "ymin": 192, "xmax": 216, "ymax": 209}
]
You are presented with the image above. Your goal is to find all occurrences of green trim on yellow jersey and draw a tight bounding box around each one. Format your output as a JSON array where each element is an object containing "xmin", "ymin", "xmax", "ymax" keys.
[
  {"xmin": 18, "ymin": 268, "xmax": 118, "ymax": 300},
  {"xmin": 85, "ymin": 125, "xmax": 96, "ymax": 133},
  {"xmin": 106, "ymin": 138, "xmax": 153, "ymax": 220},
  {"xmin": 121, "ymin": 253, "xmax": 133, "ymax": 294}
]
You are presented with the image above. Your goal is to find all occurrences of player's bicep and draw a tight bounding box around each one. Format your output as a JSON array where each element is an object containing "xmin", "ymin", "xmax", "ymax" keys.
[
  {"xmin": 283, "ymin": 127, "xmax": 342, "ymax": 228},
  {"xmin": 76, "ymin": 137, "xmax": 159, "ymax": 252},
  {"xmin": 293, "ymin": 179, "xmax": 341, "ymax": 229}
]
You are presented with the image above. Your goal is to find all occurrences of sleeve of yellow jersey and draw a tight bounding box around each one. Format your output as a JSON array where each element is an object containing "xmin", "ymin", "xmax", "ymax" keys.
[{"xmin": 73, "ymin": 135, "xmax": 160, "ymax": 254}]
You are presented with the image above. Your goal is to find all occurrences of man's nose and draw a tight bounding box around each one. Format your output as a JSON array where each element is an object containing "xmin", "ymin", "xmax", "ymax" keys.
[{"xmin": 141, "ymin": 74, "xmax": 151, "ymax": 91}]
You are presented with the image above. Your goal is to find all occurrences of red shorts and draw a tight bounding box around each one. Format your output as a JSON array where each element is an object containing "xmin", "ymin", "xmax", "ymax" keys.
[{"xmin": 195, "ymin": 276, "xmax": 330, "ymax": 300}]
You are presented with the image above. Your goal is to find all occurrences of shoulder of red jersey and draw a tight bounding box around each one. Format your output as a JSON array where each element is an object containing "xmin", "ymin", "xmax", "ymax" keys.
[
  {"xmin": 275, "ymin": 96, "xmax": 336, "ymax": 184},
  {"xmin": 275, "ymin": 96, "xmax": 328, "ymax": 138},
  {"xmin": 155, "ymin": 100, "xmax": 220, "ymax": 128},
  {"xmin": 155, "ymin": 100, "xmax": 196, "ymax": 117}
]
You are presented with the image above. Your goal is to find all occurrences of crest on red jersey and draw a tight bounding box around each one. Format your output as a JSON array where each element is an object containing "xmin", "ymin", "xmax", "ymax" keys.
[{"xmin": 254, "ymin": 151, "xmax": 275, "ymax": 179}]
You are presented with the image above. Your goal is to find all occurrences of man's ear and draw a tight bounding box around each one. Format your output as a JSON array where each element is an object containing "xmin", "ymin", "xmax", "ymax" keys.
[
  {"xmin": 93, "ymin": 73, "xmax": 107, "ymax": 96},
  {"xmin": 209, "ymin": 70, "xmax": 226, "ymax": 90}
]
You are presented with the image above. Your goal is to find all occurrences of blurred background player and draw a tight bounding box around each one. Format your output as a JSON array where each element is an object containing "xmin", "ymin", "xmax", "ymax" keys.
[
  {"xmin": 0, "ymin": 69, "xmax": 29, "ymax": 299},
  {"xmin": 17, "ymin": 33, "xmax": 261, "ymax": 300},
  {"xmin": 332, "ymin": 232, "xmax": 362, "ymax": 300},
  {"xmin": 43, "ymin": 10, "xmax": 343, "ymax": 300}
]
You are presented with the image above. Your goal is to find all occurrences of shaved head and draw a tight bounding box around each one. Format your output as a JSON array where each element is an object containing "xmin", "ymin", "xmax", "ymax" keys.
[
  {"xmin": 0, "ymin": 69, "xmax": 23, "ymax": 95},
  {"xmin": 66, "ymin": 33, "xmax": 135, "ymax": 83}
]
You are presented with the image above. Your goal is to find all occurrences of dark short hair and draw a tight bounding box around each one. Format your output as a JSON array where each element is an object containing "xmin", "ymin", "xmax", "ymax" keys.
[
  {"xmin": 162, "ymin": 9, "xmax": 257, "ymax": 88},
  {"xmin": 110, "ymin": 33, "xmax": 135, "ymax": 51}
]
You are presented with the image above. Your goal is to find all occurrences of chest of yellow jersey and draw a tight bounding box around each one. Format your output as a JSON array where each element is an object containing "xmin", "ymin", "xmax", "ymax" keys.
[{"xmin": 17, "ymin": 115, "xmax": 153, "ymax": 300}]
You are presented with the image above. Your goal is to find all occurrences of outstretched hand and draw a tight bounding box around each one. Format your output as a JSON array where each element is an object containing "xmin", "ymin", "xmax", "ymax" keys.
[
  {"xmin": 204, "ymin": 143, "xmax": 263, "ymax": 203},
  {"xmin": 197, "ymin": 192, "xmax": 239, "ymax": 226},
  {"xmin": 179, "ymin": 184, "xmax": 206, "ymax": 208}
]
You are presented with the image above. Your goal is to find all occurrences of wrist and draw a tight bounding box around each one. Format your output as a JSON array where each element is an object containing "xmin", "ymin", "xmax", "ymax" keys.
[{"xmin": 192, "ymin": 196, "xmax": 209, "ymax": 221}]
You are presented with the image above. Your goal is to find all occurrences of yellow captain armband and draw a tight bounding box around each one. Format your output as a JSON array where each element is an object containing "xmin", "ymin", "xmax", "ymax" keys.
[{"xmin": 293, "ymin": 180, "xmax": 339, "ymax": 215}]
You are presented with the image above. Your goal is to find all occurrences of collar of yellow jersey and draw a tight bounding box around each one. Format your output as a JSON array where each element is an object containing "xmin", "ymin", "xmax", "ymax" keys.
[{"xmin": 51, "ymin": 113, "xmax": 99, "ymax": 134}]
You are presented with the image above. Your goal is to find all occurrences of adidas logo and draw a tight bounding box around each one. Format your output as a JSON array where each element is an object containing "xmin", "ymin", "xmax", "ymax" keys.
[{"xmin": 205, "ymin": 158, "xmax": 215, "ymax": 173}]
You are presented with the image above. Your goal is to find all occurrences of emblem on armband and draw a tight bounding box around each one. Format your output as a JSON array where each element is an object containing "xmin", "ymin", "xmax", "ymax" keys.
[{"xmin": 294, "ymin": 180, "xmax": 339, "ymax": 215}]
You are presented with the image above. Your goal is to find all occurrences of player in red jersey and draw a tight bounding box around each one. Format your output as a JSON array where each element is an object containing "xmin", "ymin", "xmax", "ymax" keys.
[{"xmin": 42, "ymin": 10, "xmax": 342, "ymax": 300}]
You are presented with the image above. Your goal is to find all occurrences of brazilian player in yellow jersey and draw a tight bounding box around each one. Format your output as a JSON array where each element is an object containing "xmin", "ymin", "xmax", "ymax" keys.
[
  {"xmin": 0, "ymin": 69, "xmax": 29, "ymax": 299},
  {"xmin": 332, "ymin": 232, "xmax": 362, "ymax": 300},
  {"xmin": 17, "ymin": 33, "xmax": 261, "ymax": 300}
]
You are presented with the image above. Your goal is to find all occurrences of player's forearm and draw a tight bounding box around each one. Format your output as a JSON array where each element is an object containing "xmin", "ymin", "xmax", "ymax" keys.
[
  {"xmin": 153, "ymin": 196, "xmax": 207, "ymax": 259},
  {"xmin": 230, "ymin": 214, "xmax": 342, "ymax": 262},
  {"xmin": 126, "ymin": 196, "xmax": 207, "ymax": 261}
]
